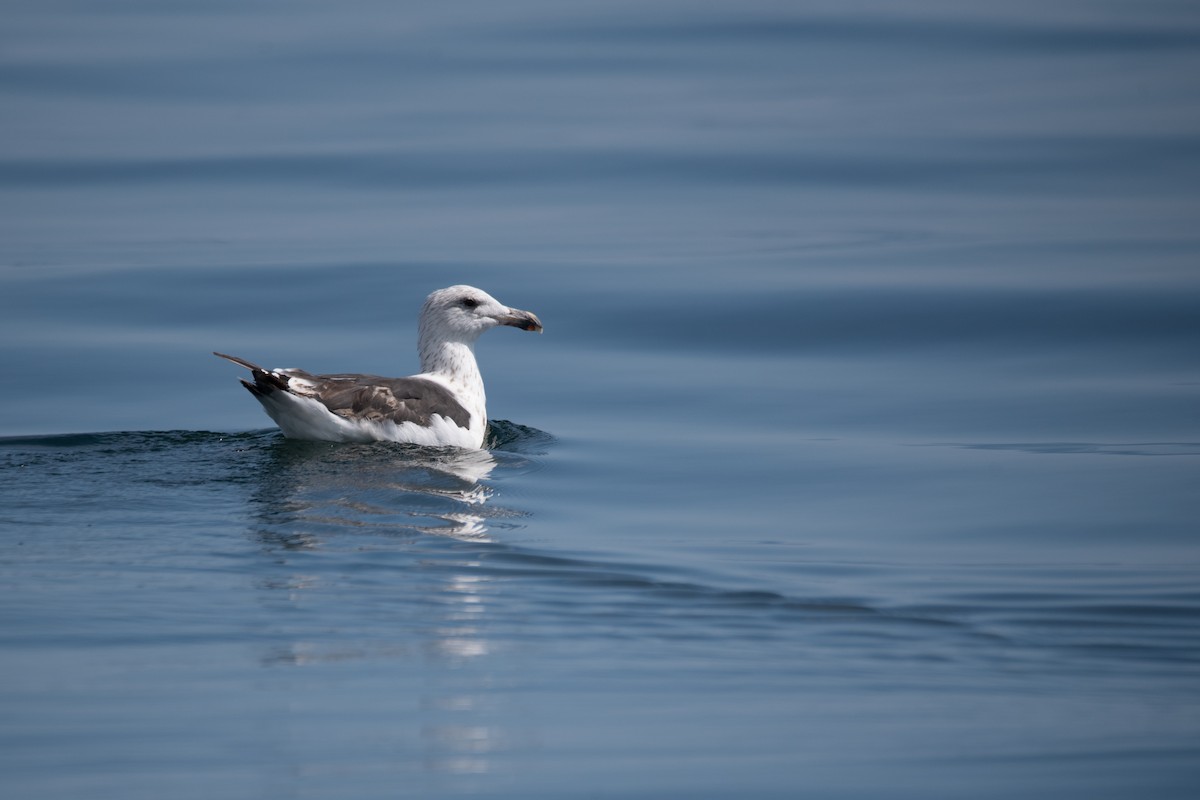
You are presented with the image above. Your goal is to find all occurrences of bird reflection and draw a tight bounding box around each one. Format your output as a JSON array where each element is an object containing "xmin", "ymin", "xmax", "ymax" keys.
[
  {"xmin": 430, "ymin": 573, "xmax": 492, "ymax": 661},
  {"xmin": 244, "ymin": 427, "xmax": 541, "ymax": 670},
  {"xmin": 242, "ymin": 424, "xmax": 552, "ymax": 777},
  {"xmin": 247, "ymin": 435, "xmax": 503, "ymax": 544}
]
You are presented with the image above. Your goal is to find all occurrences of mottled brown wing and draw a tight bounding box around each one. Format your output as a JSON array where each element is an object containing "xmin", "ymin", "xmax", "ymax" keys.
[{"xmin": 303, "ymin": 374, "xmax": 471, "ymax": 429}]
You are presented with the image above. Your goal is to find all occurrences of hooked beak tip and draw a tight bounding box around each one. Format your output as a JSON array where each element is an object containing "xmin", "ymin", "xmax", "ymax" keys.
[{"xmin": 500, "ymin": 308, "xmax": 543, "ymax": 333}]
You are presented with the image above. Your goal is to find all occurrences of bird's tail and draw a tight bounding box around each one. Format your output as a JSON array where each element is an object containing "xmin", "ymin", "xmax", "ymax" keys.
[
  {"xmin": 213, "ymin": 352, "xmax": 289, "ymax": 396},
  {"xmin": 213, "ymin": 351, "xmax": 265, "ymax": 372}
]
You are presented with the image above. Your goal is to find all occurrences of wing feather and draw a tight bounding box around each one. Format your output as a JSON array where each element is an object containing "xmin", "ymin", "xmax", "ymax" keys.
[
  {"xmin": 301, "ymin": 374, "xmax": 471, "ymax": 429},
  {"xmin": 214, "ymin": 353, "xmax": 472, "ymax": 431}
]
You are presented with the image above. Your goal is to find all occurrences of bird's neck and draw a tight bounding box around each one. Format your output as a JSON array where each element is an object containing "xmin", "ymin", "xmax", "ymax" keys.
[{"xmin": 419, "ymin": 337, "xmax": 485, "ymax": 402}]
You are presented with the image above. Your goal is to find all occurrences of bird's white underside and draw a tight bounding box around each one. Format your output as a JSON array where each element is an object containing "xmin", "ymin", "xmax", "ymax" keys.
[
  {"xmin": 255, "ymin": 386, "xmax": 484, "ymax": 447},
  {"xmin": 265, "ymin": 370, "xmax": 486, "ymax": 447}
]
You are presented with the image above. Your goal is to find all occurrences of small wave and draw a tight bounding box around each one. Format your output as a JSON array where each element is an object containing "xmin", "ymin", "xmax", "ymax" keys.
[
  {"xmin": 0, "ymin": 428, "xmax": 275, "ymax": 450},
  {"xmin": 0, "ymin": 425, "xmax": 552, "ymax": 543},
  {"xmin": 485, "ymin": 419, "xmax": 556, "ymax": 453},
  {"xmin": 935, "ymin": 442, "xmax": 1200, "ymax": 457}
]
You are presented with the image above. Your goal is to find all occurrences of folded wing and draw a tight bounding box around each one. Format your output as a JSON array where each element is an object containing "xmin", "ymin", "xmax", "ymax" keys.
[{"xmin": 213, "ymin": 352, "xmax": 471, "ymax": 430}]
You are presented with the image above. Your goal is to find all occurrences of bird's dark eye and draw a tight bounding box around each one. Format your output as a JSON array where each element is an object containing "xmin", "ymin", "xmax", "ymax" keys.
[{"xmin": 461, "ymin": 297, "xmax": 479, "ymax": 309}]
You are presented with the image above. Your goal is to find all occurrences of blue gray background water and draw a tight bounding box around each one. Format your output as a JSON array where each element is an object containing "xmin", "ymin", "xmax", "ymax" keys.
[{"xmin": 2, "ymin": 1, "xmax": 1199, "ymax": 798}]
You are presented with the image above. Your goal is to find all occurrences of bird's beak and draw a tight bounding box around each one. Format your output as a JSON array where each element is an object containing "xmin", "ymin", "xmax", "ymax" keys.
[{"xmin": 497, "ymin": 307, "xmax": 543, "ymax": 333}]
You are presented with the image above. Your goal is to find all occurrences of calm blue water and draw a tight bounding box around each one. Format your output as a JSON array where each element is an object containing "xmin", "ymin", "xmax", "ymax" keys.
[{"xmin": 3, "ymin": 2, "xmax": 1200, "ymax": 798}]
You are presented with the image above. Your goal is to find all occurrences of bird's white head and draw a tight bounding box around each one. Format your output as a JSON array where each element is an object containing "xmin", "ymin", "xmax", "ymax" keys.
[{"xmin": 419, "ymin": 285, "xmax": 543, "ymax": 345}]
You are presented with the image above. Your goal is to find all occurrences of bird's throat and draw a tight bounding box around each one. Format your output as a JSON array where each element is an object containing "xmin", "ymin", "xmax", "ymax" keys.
[{"xmin": 419, "ymin": 339, "xmax": 485, "ymax": 403}]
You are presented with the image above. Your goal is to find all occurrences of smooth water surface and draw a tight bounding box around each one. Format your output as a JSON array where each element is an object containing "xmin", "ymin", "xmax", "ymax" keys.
[{"xmin": 2, "ymin": 2, "xmax": 1199, "ymax": 798}]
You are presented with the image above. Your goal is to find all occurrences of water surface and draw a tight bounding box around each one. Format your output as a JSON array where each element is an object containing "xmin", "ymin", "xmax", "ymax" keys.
[{"xmin": 2, "ymin": 1, "xmax": 1199, "ymax": 798}]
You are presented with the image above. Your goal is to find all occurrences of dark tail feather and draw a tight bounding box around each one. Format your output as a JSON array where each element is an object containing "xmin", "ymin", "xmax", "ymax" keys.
[
  {"xmin": 215, "ymin": 352, "xmax": 290, "ymax": 396},
  {"xmin": 239, "ymin": 378, "xmax": 267, "ymax": 398},
  {"xmin": 213, "ymin": 351, "xmax": 263, "ymax": 372}
]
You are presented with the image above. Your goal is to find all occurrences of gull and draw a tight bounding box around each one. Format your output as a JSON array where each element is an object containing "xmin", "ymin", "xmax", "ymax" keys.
[{"xmin": 215, "ymin": 285, "xmax": 542, "ymax": 448}]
